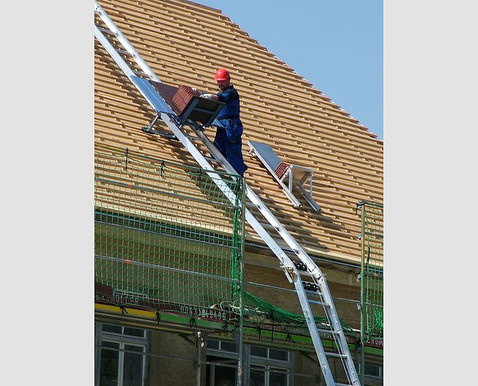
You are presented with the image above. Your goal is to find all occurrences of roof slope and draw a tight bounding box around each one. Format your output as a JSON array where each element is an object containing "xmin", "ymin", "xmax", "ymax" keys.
[{"xmin": 94, "ymin": 0, "xmax": 383, "ymax": 262}]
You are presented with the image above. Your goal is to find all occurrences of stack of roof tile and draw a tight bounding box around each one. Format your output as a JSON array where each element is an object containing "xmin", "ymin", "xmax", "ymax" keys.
[
  {"xmin": 274, "ymin": 162, "xmax": 291, "ymax": 179},
  {"xmin": 171, "ymin": 85, "xmax": 201, "ymax": 115}
]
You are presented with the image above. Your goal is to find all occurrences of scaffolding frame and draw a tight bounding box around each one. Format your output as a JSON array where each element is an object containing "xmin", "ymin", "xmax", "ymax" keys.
[
  {"xmin": 95, "ymin": 145, "xmax": 246, "ymax": 322},
  {"xmin": 357, "ymin": 201, "xmax": 383, "ymax": 384}
]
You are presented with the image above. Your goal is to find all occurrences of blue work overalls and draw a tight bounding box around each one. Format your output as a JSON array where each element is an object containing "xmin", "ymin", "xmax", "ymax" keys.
[{"xmin": 214, "ymin": 85, "xmax": 245, "ymax": 177}]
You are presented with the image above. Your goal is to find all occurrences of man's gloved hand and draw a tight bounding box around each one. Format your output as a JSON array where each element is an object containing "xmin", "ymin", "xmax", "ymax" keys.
[{"xmin": 200, "ymin": 93, "xmax": 213, "ymax": 99}]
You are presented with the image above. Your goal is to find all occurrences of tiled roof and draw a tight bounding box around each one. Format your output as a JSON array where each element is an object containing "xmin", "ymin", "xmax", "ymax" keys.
[{"xmin": 94, "ymin": 0, "xmax": 383, "ymax": 263}]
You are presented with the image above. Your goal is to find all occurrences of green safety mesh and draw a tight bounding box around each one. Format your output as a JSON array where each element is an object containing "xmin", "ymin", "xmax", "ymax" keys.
[
  {"xmin": 94, "ymin": 145, "xmax": 357, "ymax": 338},
  {"xmin": 95, "ymin": 145, "xmax": 245, "ymax": 320},
  {"xmin": 243, "ymin": 291, "xmax": 357, "ymax": 337},
  {"xmin": 358, "ymin": 201, "xmax": 383, "ymax": 341}
]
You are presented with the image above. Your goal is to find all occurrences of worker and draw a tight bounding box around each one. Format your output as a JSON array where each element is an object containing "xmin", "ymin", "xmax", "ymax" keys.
[{"xmin": 200, "ymin": 68, "xmax": 246, "ymax": 177}]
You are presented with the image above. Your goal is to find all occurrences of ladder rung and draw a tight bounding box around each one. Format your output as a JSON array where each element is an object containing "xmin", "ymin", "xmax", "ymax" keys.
[
  {"xmin": 308, "ymin": 299, "xmax": 329, "ymax": 307},
  {"xmin": 133, "ymin": 70, "xmax": 149, "ymax": 77},
  {"xmin": 257, "ymin": 222, "xmax": 276, "ymax": 231},
  {"xmin": 325, "ymin": 352, "xmax": 348, "ymax": 359},
  {"xmin": 184, "ymin": 134, "xmax": 201, "ymax": 142},
  {"xmin": 116, "ymin": 49, "xmax": 133, "ymax": 56},
  {"xmin": 96, "ymin": 26, "xmax": 115, "ymax": 35},
  {"xmin": 202, "ymin": 155, "xmax": 219, "ymax": 163},
  {"xmin": 317, "ymin": 328, "xmax": 339, "ymax": 335},
  {"xmin": 297, "ymin": 270, "xmax": 313, "ymax": 277}
]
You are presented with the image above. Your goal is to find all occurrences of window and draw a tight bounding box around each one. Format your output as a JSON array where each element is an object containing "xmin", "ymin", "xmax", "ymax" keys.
[
  {"xmin": 95, "ymin": 323, "xmax": 148, "ymax": 386},
  {"xmin": 249, "ymin": 346, "xmax": 292, "ymax": 386},
  {"xmin": 206, "ymin": 339, "xmax": 293, "ymax": 386},
  {"xmin": 359, "ymin": 363, "xmax": 383, "ymax": 385},
  {"xmin": 99, "ymin": 341, "xmax": 120, "ymax": 385},
  {"xmin": 250, "ymin": 365, "xmax": 289, "ymax": 386}
]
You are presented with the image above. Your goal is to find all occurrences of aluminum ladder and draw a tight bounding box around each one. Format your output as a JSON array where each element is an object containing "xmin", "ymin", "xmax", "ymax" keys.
[{"xmin": 94, "ymin": 2, "xmax": 360, "ymax": 384}]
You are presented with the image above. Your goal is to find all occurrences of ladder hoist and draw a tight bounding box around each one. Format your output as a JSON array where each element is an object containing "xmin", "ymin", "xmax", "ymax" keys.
[{"xmin": 94, "ymin": 2, "xmax": 360, "ymax": 385}]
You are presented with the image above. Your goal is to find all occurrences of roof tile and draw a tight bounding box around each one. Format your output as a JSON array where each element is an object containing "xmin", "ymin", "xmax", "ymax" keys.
[{"xmin": 95, "ymin": 0, "xmax": 383, "ymax": 262}]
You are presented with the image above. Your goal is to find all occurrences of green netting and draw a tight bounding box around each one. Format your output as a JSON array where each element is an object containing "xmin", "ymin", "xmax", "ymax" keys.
[
  {"xmin": 95, "ymin": 146, "xmax": 245, "ymax": 320},
  {"xmin": 358, "ymin": 201, "xmax": 383, "ymax": 341},
  {"xmin": 242, "ymin": 291, "xmax": 357, "ymax": 337}
]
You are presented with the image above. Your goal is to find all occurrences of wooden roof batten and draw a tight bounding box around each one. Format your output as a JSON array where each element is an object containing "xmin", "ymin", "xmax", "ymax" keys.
[
  {"xmin": 94, "ymin": 0, "xmax": 383, "ymax": 262},
  {"xmin": 99, "ymin": 1, "xmax": 364, "ymax": 117}
]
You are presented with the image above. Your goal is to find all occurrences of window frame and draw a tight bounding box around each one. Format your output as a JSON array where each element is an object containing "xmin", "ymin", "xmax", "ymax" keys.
[
  {"xmin": 95, "ymin": 323, "xmax": 149, "ymax": 386},
  {"xmin": 206, "ymin": 338, "xmax": 294, "ymax": 386},
  {"xmin": 358, "ymin": 362, "xmax": 383, "ymax": 385}
]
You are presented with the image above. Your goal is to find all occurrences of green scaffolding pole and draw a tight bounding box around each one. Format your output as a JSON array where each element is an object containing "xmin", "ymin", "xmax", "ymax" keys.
[{"xmin": 358, "ymin": 200, "xmax": 383, "ymax": 383}]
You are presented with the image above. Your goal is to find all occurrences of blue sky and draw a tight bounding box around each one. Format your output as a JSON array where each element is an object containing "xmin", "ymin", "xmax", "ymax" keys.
[{"xmin": 195, "ymin": 0, "xmax": 383, "ymax": 139}]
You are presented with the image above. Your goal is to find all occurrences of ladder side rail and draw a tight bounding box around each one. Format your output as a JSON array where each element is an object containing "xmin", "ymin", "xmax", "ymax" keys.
[
  {"xmin": 94, "ymin": 25, "xmax": 136, "ymax": 80},
  {"xmin": 317, "ymin": 278, "xmax": 361, "ymax": 384},
  {"xmin": 293, "ymin": 275, "xmax": 336, "ymax": 385},
  {"xmin": 94, "ymin": 1, "xmax": 160, "ymax": 82},
  {"xmin": 95, "ymin": 28, "xmax": 172, "ymax": 116},
  {"xmin": 245, "ymin": 176, "xmax": 358, "ymax": 379}
]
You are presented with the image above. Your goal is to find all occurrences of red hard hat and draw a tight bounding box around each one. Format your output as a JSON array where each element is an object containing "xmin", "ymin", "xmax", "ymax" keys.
[{"xmin": 214, "ymin": 68, "xmax": 230, "ymax": 81}]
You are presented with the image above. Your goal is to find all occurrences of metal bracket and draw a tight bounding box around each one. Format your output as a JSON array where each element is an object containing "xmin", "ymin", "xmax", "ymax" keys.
[{"xmin": 248, "ymin": 140, "xmax": 321, "ymax": 211}]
